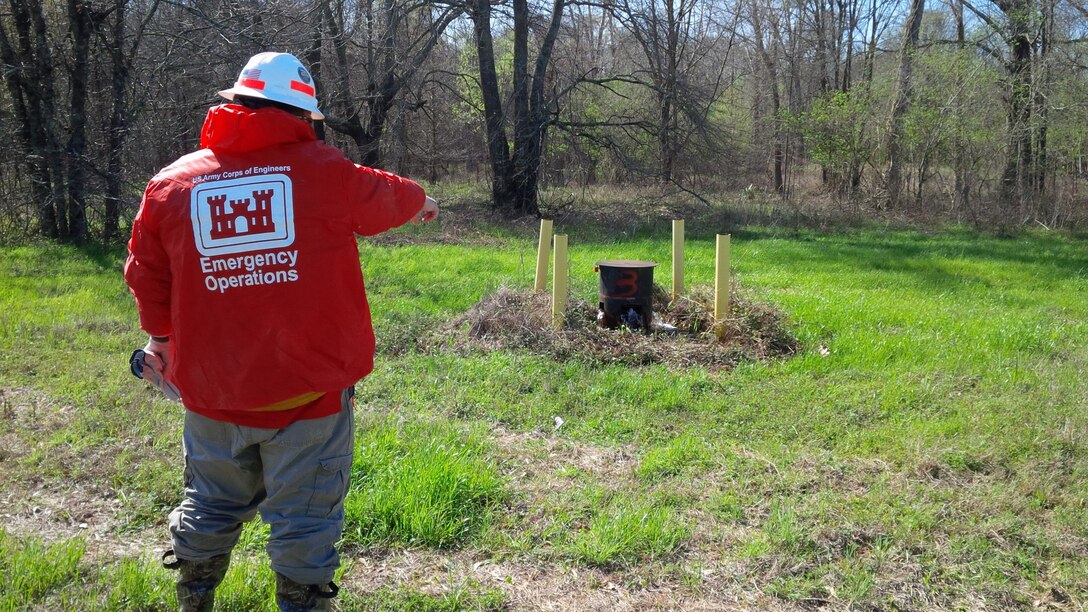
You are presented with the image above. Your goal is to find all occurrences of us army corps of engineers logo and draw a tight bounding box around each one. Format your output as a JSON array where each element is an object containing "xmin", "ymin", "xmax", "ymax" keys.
[
  {"xmin": 191, "ymin": 174, "xmax": 295, "ymax": 256},
  {"xmin": 191, "ymin": 173, "xmax": 300, "ymax": 293}
]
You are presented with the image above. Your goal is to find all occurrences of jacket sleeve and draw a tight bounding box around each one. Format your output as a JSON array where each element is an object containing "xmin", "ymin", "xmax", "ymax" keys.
[
  {"xmin": 344, "ymin": 162, "xmax": 426, "ymax": 236},
  {"xmin": 124, "ymin": 181, "xmax": 174, "ymax": 337}
]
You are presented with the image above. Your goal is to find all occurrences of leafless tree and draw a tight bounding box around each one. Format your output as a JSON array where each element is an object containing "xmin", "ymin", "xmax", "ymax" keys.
[
  {"xmin": 320, "ymin": 0, "xmax": 464, "ymax": 168},
  {"xmin": 1, "ymin": 0, "xmax": 1087, "ymax": 239},
  {"xmin": 606, "ymin": 0, "xmax": 740, "ymax": 184}
]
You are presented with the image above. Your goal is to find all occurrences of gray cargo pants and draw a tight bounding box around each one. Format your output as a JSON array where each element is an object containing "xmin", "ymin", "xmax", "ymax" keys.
[{"xmin": 168, "ymin": 389, "xmax": 354, "ymax": 585}]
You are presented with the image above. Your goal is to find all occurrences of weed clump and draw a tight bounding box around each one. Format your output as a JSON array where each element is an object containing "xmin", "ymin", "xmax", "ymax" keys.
[{"xmin": 434, "ymin": 284, "xmax": 798, "ymax": 369}]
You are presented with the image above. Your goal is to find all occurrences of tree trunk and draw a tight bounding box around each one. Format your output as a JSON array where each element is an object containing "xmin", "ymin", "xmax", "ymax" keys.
[
  {"xmin": 750, "ymin": 0, "xmax": 784, "ymax": 194},
  {"xmin": 523, "ymin": 0, "xmax": 564, "ymax": 214},
  {"xmin": 30, "ymin": 0, "xmax": 69, "ymax": 239},
  {"xmin": 0, "ymin": 4, "xmax": 57, "ymax": 237},
  {"xmin": 999, "ymin": 0, "xmax": 1032, "ymax": 212},
  {"xmin": 813, "ymin": 0, "xmax": 831, "ymax": 93},
  {"xmin": 863, "ymin": 0, "xmax": 879, "ymax": 85},
  {"xmin": 473, "ymin": 0, "xmax": 560, "ymax": 217},
  {"xmin": 1032, "ymin": 0, "xmax": 1053, "ymax": 196},
  {"xmin": 103, "ymin": 0, "xmax": 128, "ymax": 243},
  {"xmin": 470, "ymin": 0, "xmax": 515, "ymax": 210},
  {"xmin": 835, "ymin": 0, "xmax": 854, "ymax": 91},
  {"xmin": 951, "ymin": 0, "xmax": 969, "ymax": 212},
  {"xmin": 358, "ymin": 98, "xmax": 392, "ymax": 168},
  {"xmin": 1, "ymin": 0, "xmax": 66, "ymax": 238},
  {"xmin": 323, "ymin": 0, "xmax": 369, "ymax": 161},
  {"xmin": 65, "ymin": 0, "xmax": 94, "ymax": 244},
  {"xmin": 659, "ymin": 0, "xmax": 679, "ymax": 183},
  {"xmin": 884, "ymin": 0, "xmax": 924, "ymax": 210},
  {"xmin": 659, "ymin": 95, "xmax": 674, "ymax": 183},
  {"xmin": 307, "ymin": 1, "xmax": 326, "ymax": 142},
  {"xmin": 510, "ymin": 0, "xmax": 533, "ymax": 204},
  {"xmin": 321, "ymin": 0, "xmax": 459, "ymax": 168},
  {"xmin": 103, "ymin": 0, "xmax": 159, "ymax": 242}
]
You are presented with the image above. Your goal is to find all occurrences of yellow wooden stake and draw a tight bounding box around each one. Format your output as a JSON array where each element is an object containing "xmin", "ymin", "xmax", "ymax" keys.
[
  {"xmin": 552, "ymin": 234, "xmax": 568, "ymax": 328},
  {"xmin": 714, "ymin": 233, "xmax": 731, "ymax": 321},
  {"xmin": 672, "ymin": 219, "xmax": 684, "ymax": 301},
  {"xmin": 534, "ymin": 219, "xmax": 553, "ymax": 291}
]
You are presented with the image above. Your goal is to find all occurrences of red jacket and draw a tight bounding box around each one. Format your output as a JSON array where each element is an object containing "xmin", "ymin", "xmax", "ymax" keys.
[{"xmin": 125, "ymin": 104, "xmax": 425, "ymax": 426}]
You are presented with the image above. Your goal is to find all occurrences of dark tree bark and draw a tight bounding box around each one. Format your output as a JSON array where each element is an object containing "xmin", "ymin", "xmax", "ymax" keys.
[
  {"xmin": 1032, "ymin": 0, "xmax": 1053, "ymax": 196},
  {"xmin": 103, "ymin": 0, "xmax": 129, "ymax": 243},
  {"xmin": 961, "ymin": 0, "xmax": 1059, "ymax": 217},
  {"xmin": 885, "ymin": 0, "xmax": 925, "ymax": 210},
  {"xmin": 470, "ymin": 0, "xmax": 515, "ymax": 209},
  {"xmin": 65, "ymin": 0, "xmax": 94, "ymax": 244},
  {"xmin": 951, "ymin": 0, "xmax": 970, "ymax": 212},
  {"xmin": 655, "ymin": 0, "xmax": 681, "ymax": 183},
  {"xmin": 103, "ymin": 0, "xmax": 159, "ymax": 243},
  {"xmin": 751, "ymin": 0, "xmax": 784, "ymax": 194},
  {"xmin": 998, "ymin": 0, "xmax": 1033, "ymax": 209},
  {"xmin": 0, "ymin": 0, "xmax": 63, "ymax": 238},
  {"xmin": 322, "ymin": 0, "xmax": 369, "ymax": 160},
  {"xmin": 511, "ymin": 0, "xmax": 564, "ymax": 214},
  {"xmin": 471, "ymin": 0, "xmax": 564, "ymax": 216}
]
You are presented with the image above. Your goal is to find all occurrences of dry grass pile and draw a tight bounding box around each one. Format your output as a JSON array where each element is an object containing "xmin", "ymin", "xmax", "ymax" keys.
[{"xmin": 432, "ymin": 285, "xmax": 799, "ymax": 369}]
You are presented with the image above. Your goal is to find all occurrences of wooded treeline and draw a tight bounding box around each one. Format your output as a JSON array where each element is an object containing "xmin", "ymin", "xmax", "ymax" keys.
[{"xmin": 1, "ymin": 0, "xmax": 1086, "ymax": 243}]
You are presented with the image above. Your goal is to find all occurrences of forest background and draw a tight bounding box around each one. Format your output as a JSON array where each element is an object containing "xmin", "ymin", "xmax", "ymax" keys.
[{"xmin": 1, "ymin": 0, "xmax": 1087, "ymax": 243}]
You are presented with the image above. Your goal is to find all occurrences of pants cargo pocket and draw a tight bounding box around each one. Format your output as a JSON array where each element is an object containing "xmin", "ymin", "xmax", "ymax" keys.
[
  {"xmin": 306, "ymin": 454, "xmax": 354, "ymax": 518},
  {"xmin": 182, "ymin": 455, "xmax": 193, "ymax": 489}
]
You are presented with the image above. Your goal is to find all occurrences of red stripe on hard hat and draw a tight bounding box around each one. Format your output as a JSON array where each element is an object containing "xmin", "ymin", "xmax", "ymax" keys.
[
  {"xmin": 240, "ymin": 78, "xmax": 266, "ymax": 90},
  {"xmin": 290, "ymin": 80, "xmax": 315, "ymax": 97}
]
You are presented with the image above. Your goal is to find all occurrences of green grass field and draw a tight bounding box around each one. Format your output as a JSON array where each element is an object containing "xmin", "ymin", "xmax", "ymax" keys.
[{"xmin": 2, "ymin": 208, "xmax": 1087, "ymax": 610}]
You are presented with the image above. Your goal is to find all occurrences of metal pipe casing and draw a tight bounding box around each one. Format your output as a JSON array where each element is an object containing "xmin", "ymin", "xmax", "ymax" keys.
[{"xmin": 595, "ymin": 259, "xmax": 658, "ymax": 332}]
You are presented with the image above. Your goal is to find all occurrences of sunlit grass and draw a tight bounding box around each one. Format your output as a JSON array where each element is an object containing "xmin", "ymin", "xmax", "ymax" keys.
[
  {"xmin": 343, "ymin": 415, "xmax": 504, "ymax": 547},
  {"xmin": 2, "ymin": 218, "xmax": 1088, "ymax": 607},
  {"xmin": 570, "ymin": 498, "xmax": 690, "ymax": 567},
  {"xmin": 0, "ymin": 529, "xmax": 85, "ymax": 609}
]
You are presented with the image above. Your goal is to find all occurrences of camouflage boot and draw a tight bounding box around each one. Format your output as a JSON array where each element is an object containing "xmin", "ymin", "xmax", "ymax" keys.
[
  {"xmin": 275, "ymin": 573, "xmax": 339, "ymax": 612},
  {"xmin": 162, "ymin": 549, "xmax": 231, "ymax": 612}
]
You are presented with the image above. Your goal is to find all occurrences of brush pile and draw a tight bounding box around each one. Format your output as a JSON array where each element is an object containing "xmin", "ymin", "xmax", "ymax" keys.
[{"xmin": 432, "ymin": 284, "xmax": 798, "ymax": 369}]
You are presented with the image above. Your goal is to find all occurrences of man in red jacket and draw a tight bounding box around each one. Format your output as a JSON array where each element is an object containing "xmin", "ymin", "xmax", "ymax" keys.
[{"xmin": 125, "ymin": 51, "xmax": 438, "ymax": 611}]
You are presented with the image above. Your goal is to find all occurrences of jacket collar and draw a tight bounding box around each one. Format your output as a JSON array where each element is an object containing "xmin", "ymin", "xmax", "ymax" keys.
[{"xmin": 199, "ymin": 104, "xmax": 317, "ymax": 152}]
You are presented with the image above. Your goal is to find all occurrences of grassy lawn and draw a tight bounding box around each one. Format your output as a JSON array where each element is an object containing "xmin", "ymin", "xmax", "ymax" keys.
[{"xmin": 2, "ymin": 208, "xmax": 1087, "ymax": 609}]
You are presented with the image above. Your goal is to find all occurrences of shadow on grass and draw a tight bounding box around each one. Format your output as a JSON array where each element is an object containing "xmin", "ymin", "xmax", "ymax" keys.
[
  {"xmin": 562, "ymin": 223, "xmax": 1088, "ymax": 296},
  {"xmin": 1, "ymin": 242, "xmax": 127, "ymax": 278}
]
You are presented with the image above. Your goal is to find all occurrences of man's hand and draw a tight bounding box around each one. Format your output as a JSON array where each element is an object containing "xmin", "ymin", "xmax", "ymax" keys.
[
  {"xmin": 130, "ymin": 336, "xmax": 181, "ymax": 402},
  {"xmin": 412, "ymin": 196, "xmax": 439, "ymax": 224},
  {"xmin": 144, "ymin": 336, "xmax": 172, "ymax": 375}
]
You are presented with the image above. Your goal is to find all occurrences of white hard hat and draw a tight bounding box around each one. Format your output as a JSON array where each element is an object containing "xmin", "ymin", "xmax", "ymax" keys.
[{"xmin": 218, "ymin": 52, "xmax": 324, "ymax": 120}]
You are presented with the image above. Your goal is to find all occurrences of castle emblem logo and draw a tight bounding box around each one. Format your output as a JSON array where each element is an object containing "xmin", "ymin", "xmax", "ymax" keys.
[{"xmin": 191, "ymin": 174, "xmax": 295, "ymax": 256}]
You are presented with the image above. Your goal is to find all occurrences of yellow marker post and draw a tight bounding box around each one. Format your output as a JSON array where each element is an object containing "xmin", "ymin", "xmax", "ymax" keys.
[
  {"xmin": 714, "ymin": 233, "xmax": 731, "ymax": 321},
  {"xmin": 672, "ymin": 219, "xmax": 684, "ymax": 301},
  {"xmin": 552, "ymin": 234, "xmax": 568, "ymax": 329},
  {"xmin": 534, "ymin": 219, "xmax": 554, "ymax": 291}
]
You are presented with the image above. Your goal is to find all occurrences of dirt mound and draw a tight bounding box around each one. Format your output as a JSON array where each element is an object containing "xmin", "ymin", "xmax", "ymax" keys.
[{"xmin": 434, "ymin": 285, "xmax": 798, "ymax": 369}]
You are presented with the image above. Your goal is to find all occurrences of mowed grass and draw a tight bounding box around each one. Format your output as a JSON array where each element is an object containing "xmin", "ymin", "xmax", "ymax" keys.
[{"xmin": 1, "ymin": 215, "xmax": 1087, "ymax": 608}]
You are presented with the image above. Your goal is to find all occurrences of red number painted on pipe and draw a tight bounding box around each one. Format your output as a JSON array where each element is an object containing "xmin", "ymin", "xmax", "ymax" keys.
[{"xmin": 613, "ymin": 270, "xmax": 639, "ymax": 297}]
